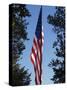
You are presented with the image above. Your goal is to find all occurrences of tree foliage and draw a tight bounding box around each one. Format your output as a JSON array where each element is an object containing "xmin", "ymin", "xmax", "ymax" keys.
[
  {"xmin": 11, "ymin": 4, "xmax": 31, "ymax": 64},
  {"xmin": 10, "ymin": 4, "xmax": 31, "ymax": 86},
  {"xmin": 47, "ymin": 7, "xmax": 65, "ymax": 83},
  {"xmin": 12, "ymin": 64, "xmax": 31, "ymax": 86}
]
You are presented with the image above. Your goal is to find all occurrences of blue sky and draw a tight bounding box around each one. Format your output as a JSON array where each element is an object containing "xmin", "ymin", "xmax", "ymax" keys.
[{"xmin": 19, "ymin": 5, "xmax": 57, "ymax": 85}]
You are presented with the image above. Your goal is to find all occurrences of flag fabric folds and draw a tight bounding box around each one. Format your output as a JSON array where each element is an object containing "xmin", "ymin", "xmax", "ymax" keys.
[{"xmin": 30, "ymin": 7, "xmax": 44, "ymax": 85}]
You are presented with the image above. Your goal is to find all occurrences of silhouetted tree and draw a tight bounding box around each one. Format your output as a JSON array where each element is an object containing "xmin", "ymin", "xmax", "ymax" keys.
[
  {"xmin": 12, "ymin": 64, "xmax": 31, "ymax": 86},
  {"xmin": 47, "ymin": 7, "xmax": 65, "ymax": 83},
  {"xmin": 9, "ymin": 4, "xmax": 31, "ymax": 86}
]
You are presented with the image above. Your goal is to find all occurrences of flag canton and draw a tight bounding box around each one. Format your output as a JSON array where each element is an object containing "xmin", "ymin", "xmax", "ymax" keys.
[
  {"xmin": 35, "ymin": 7, "xmax": 42, "ymax": 39},
  {"xmin": 35, "ymin": 18, "xmax": 42, "ymax": 39},
  {"xmin": 35, "ymin": 28, "xmax": 41, "ymax": 39}
]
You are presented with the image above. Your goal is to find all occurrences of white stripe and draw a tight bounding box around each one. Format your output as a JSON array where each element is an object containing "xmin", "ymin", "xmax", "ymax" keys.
[
  {"xmin": 42, "ymin": 31, "xmax": 44, "ymax": 37},
  {"xmin": 42, "ymin": 38, "xmax": 44, "ymax": 45},
  {"xmin": 34, "ymin": 36, "xmax": 37, "ymax": 43},
  {"xmin": 34, "ymin": 38, "xmax": 41, "ymax": 77},
  {"xmin": 33, "ymin": 37, "xmax": 41, "ymax": 83},
  {"xmin": 33, "ymin": 43, "xmax": 37, "ymax": 54},
  {"xmin": 34, "ymin": 36, "xmax": 41, "ymax": 61},
  {"xmin": 31, "ymin": 53, "xmax": 35, "ymax": 63}
]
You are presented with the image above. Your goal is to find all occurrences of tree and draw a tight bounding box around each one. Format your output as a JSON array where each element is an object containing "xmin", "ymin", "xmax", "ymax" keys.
[
  {"xmin": 9, "ymin": 4, "xmax": 31, "ymax": 86},
  {"xmin": 47, "ymin": 7, "xmax": 65, "ymax": 83},
  {"xmin": 12, "ymin": 64, "xmax": 31, "ymax": 86}
]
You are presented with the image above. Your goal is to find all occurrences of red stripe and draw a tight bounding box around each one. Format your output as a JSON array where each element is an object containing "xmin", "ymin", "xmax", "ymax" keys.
[
  {"xmin": 35, "ymin": 63, "xmax": 40, "ymax": 84},
  {"xmin": 32, "ymin": 47, "xmax": 41, "ymax": 84},
  {"xmin": 32, "ymin": 47, "xmax": 37, "ymax": 59},
  {"xmin": 33, "ymin": 61, "xmax": 40, "ymax": 84},
  {"xmin": 34, "ymin": 37, "xmax": 42, "ymax": 84},
  {"xmin": 34, "ymin": 37, "xmax": 41, "ymax": 64},
  {"xmin": 34, "ymin": 37, "xmax": 37, "ymax": 49},
  {"xmin": 34, "ymin": 37, "xmax": 41, "ymax": 62},
  {"xmin": 36, "ymin": 59, "xmax": 40, "ymax": 83}
]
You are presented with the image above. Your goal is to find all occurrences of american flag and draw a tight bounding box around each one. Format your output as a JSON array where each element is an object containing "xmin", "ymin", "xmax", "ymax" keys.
[{"xmin": 30, "ymin": 7, "xmax": 44, "ymax": 85}]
